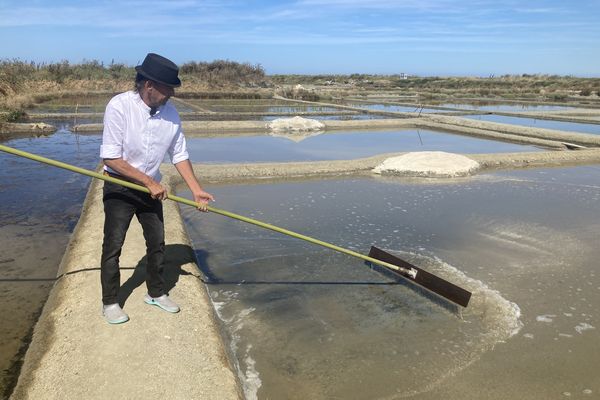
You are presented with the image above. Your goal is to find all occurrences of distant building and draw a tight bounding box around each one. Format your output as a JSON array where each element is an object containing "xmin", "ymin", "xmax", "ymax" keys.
[{"xmin": 399, "ymin": 73, "xmax": 408, "ymax": 80}]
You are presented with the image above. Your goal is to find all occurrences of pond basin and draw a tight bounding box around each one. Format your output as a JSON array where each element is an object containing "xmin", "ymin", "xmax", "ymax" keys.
[
  {"xmin": 31, "ymin": 94, "xmax": 112, "ymax": 114},
  {"xmin": 207, "ymin": 106, "xmax": 344, "ymax": 113},
  {"xmin": 345, "ymin": 103, "xmax": 451, "ymax": 114},
  {"xmin": 185, "ymin": 129, "xmax": 542, "ymax": 164},
  {"xmin": 436, "ymin": 103, "xmax": 574, "ymax": 112},
  {"xmin": 180, "ymin": 165, "xmax": 600, "ymax": 399},
  {"xmin": 465, "ymin": 114, "xmax": 600, "ymax": 135},
  {"xmin": 181, "ymin": 113, "xmax": 384, "ymax": 122}
]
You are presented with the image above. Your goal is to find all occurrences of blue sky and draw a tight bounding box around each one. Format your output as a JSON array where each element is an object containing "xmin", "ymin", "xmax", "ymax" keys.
[{"xmin": 1, "ymin": 0, "xmax": 599, "ymax": 76}]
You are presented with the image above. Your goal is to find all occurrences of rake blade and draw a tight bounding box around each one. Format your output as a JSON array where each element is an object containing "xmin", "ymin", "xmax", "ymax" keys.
[{"xmin": 368, "ymin": 246, "xmax": 472, "ymax": 308}]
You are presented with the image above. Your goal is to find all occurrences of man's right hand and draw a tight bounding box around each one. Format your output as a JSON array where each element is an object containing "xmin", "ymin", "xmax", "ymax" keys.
[
  {"xmin": 104, "ymin": 158, "xmax": 167, "ymax": 200},
  {"xmin": 145, "ymin": 179, "xmax": 168, "ymax": 200}
]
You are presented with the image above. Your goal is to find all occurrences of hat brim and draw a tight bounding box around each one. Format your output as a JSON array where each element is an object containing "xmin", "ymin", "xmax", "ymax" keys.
[{"xmin": 135, "ymin": 66, "xmax": 181, "ymax": 88}]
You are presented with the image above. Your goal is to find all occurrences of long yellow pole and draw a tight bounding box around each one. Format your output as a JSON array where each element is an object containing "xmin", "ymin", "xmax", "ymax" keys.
[{"xmin": 0, "ymin": 144, "xmax": 417, "ymax": 278}]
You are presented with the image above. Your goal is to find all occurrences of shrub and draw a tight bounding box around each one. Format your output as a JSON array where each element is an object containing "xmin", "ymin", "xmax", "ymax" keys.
[
  {"xmin": 0, "ymin": 108, "xmax": 25, "ymax": 122},
  {"xmin": 180, "ymin": 60, "xmax": 267, "ymax": 86},
  {"xmin": 277, "ymin": 87, "xmax": 320, "ymax": 101},
  {"xmin": 0, "ymin": 59, "xmax": 36, "ymax": 90},
  {"xmin": 549, "ymin": 93, "xmax": 568, "ymax": 101},
  {"xmin": 108, "ymin": 62, "xmax": 132, "ymax": 80}
]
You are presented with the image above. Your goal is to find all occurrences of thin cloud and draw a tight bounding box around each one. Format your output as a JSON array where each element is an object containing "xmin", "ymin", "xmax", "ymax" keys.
[{"xmin": 513, "ymin": 7, "xmax": 564, "ymax": 13}]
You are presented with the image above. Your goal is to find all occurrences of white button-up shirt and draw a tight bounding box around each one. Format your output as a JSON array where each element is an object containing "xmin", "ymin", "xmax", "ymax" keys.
[{"xmin": 100, "ymin": 91, "xmax": 189, "ymax": 182}]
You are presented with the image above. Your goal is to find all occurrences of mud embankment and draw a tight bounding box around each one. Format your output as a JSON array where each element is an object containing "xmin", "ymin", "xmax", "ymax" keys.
[
  {"xmin": 0, "ymin": 123, "xmax": 56, "ymax": 142},
  {"xmin": 158, "ymin": 149, "xmax": 600, "ymax": 185}
]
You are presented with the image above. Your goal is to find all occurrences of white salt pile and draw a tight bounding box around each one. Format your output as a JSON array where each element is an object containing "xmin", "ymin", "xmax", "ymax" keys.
[
  {"xmin": 373, "ymin": 151, "xmax": 480, "ymax": 178},
  {"xmin": 268, "ymin": 116, "xmax": 325, "ymax": 132},
  {"xmin": 267, "ymin": 116, "xmax": 325, "ymax": 142}
]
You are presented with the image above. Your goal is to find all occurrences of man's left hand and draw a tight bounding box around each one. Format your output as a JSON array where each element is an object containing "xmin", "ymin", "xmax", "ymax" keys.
[{"xmin": 193, "ymin": 189, "xmax": 215, "ymax": 212}]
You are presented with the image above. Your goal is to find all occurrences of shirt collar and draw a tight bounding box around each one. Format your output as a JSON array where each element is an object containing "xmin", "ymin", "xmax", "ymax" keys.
[{"xmin": 133, "ymin": 91, "xmax": 163, "ymax": 118}]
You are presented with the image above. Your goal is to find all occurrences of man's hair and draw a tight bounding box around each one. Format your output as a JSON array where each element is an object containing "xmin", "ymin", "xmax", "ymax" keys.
[{"xmin": 134, "ymin": 73, "xmax": 149, "ymax": 93}]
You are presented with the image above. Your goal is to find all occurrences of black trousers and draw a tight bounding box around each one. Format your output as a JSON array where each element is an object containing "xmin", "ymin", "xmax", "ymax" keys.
[{"xmin": 100, "ymin": 181, "xmax": 165, "ymax": 305}]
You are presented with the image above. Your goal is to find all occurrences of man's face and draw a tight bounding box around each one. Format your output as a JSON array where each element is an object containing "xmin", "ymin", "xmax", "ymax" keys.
[{"xmin": 144, "ymin": 80, "xmax": 175, "ymax": 108}]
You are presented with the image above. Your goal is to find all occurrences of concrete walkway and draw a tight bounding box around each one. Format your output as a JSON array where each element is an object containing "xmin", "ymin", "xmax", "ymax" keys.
[{"xmin": 10, "ymin": 177, "xmax": 241, "ymax": 400}]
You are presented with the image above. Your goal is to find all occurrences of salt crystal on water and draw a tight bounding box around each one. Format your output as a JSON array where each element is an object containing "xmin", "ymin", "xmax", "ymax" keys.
[
  {"xmin": 536, "ymin": 314, "xmax": 556, "ymax": 323},
  {"xmin": 575, "ymin": 322, "xmax": 595, "ymax": 334}
]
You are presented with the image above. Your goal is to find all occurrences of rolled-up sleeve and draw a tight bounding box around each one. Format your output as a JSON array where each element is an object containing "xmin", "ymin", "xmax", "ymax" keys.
[
  {"xmin": 100, "ymin": 101, "xmax": 125, "ymax": 159},
  {"xmin": 168, "ymin": 124, "xmax": 189, "ymax": 164}
]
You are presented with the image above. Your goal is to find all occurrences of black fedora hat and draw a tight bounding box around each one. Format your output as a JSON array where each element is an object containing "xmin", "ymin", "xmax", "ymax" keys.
[{"xmin": 135, "ymin": 53, "xmax": 181, "ymax": 88}]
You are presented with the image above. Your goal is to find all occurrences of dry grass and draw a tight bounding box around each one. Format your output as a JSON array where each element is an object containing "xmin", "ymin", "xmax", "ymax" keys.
[
  {"xmin": 2, "ymin": 59, "xmax": 599, "ymax": 121},
  {"xmin": 272, "ymin": 74, "xmax": 600, "ymax": 103},
  {"xmin": 0, "ymin": 59, "xmax": 271, "ymax": 119}
]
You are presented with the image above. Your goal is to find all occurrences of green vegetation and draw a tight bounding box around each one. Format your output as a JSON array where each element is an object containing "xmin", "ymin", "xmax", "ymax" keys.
[{"xmin": 0, "ymin": 109, "xmax": 25, "ymax": 122}]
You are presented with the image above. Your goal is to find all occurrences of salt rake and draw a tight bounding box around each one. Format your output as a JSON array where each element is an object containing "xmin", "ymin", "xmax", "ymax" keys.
[{"xmin": 0, "ymin": 144, "xmax": 471, "ymax": 308}]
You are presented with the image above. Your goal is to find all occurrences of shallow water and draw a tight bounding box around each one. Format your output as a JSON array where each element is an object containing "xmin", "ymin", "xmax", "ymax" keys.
[
  {"xmin": 465, "ymin": 114, "xmax": 600, "ymax": 135},
  {"xmin": 262, "ymin": 114, "xmax": 383, "ymax": 121},
  {"xmin": 438, "ymin": 103, "xmax": 572, "ymax": 112},
  {"xmin": 185, "ymin": 129, "xmax": 541, "ymax": 163},
  {"xmin": 31, "ymin": 95, "xmax": 112, "ymax": 114},
  {"xmin": 181, "ymin": 99, "xmax": 299, "ymax": 106},
  {"xmin": 0, "ymin": 129, "xmax": 100, "ymax": 394},
  {"xmin": 180, "ymin": 166, "xmax": 600, "ymax": 399},
  {"xmin": 207, "ymin": 105, "xmax": 344, "ymax": 113},
  {"xmin": 168, "ymin": 98, "xmax": 200, "ymax": 112},
  {"xmin": 179, "ymin": 113, "xmax": 382, "ymax": 122},
  {"xmin": 346, "ymin": 103, "xmax": 449, "ymax": 114}
]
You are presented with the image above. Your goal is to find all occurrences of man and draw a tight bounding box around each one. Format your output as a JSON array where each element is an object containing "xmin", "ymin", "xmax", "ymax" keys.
[{"xmin": 100, "ymin": 53, "xmax": 214, "ymax": 324}]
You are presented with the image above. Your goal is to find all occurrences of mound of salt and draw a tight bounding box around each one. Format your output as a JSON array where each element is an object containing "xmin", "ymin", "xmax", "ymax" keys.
[
  {"xmin": 31, "ymin": 122, "xmax": 53, "ymax": 131},
  {"xmin": 373, "ymin": 151, "xmax": 480, "ymax": 178},
  {"xmin": 267, "ymin": 116, "xmax": 325, "ymax": 132}
]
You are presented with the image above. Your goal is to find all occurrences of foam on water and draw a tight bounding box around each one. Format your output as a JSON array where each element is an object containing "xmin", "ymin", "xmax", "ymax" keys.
[
  {"xmin": 206, "ymin": 247, "xmax": 523, "ymax": 399},
  {"xmin": 417, "ymin": 251, "xmax": 524, "ymax": 339},
  {"xmin": 575, "ymin": 322, "xmax": 595, "ymax": 334},
  {"xmin": 366, "ymin": 250, "xmax": 524, "ymax": 399},
  {"xmin": 209, "ymin": 291, "xmax": 262, "ymax": 399},
  {"xmin": 242, "ymin": 345, "xmax": 262, "ymax": 400},
  {"xmin": 537, "ymin": 314, "xmax": 556, "ymax": 323}
]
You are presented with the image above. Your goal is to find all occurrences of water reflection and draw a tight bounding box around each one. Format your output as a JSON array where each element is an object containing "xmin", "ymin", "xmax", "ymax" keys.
[
  {"xmin": 439, "ymin": 103, "xmax": 572, "ymax": 112},
  {"xmin": 347, "ymin": 103, "xmax": 446, "ymax": 113},
  {"xmin": 465, "ymin": 114, "xmax": 600, "ymax": 135},
  {"xmin": 185, "ymin": 129, "xmax": 541, "ymax": 163}
]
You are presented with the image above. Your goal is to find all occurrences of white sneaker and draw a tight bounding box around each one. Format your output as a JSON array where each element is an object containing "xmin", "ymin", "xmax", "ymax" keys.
[
  {"xmin": 144, "ymin": 294, "xmax": 180, "ymax": 313},
  {"xmin": 102, "ymin": 303, "xmax": 129, "ymax": 324}
]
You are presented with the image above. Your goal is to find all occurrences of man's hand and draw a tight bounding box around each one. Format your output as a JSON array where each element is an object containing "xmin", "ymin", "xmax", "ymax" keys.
[
  {"xmin": 173, "ymin": 159, "xmax": 214, "ymax": 211},
  {"xmin": 104, "ymin": 158, "xmax": 166, "ymax": 200},
  {"xmin": 192, "ymin": 189, "xmax": 215, "ymax": 212},
  {"xmin": 146, "ymin": 179, "xmax": 168, "ymax": 201}
]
